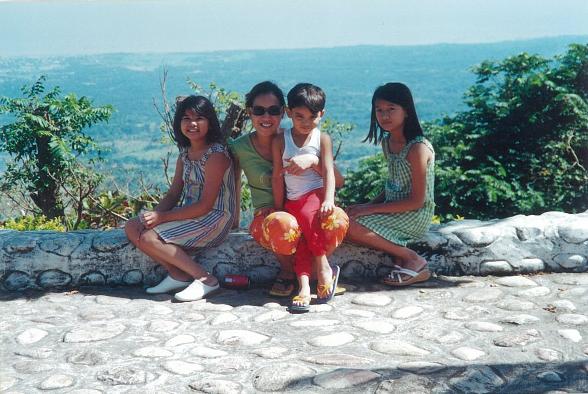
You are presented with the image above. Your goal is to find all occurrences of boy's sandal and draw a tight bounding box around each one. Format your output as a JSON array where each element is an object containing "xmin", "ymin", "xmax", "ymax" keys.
[
  {"xmin": 288, "ymin": 295, "xmax": 311, "ymax": 313},
  {"xmin": 381, "ymin": 265, "xmax": 431, "ymax": 287},
  {"xmin": 268, "ymin": 277, "xmax": 296, "ymax": 298},
  {"xmin": 316, "ymin": 266, "xmax": 340, "ymax": 304}
]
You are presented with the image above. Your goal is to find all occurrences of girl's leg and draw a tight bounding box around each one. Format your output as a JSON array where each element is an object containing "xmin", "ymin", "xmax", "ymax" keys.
[
  {"xmin": 125, "ymin": 218, "xmax": 191, "ymax": 281},
  {"xmin": 346, "ymin": 218, "xmax": 427, "ymax": 273}
]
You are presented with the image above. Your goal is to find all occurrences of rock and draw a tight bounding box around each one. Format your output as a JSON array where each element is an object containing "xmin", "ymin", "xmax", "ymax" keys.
[
  {"xmin": 351, "ymin": 294, "xmax": 392, "ymax": 307},
  {"xmin": 3, "ymin": 271, "xmax": 32, "ymax": 291},
  {"xmin": 463, "ymin": 288, "xmax": 503, "ymax": 303},
  {"xmin": 391, "ymin": 306, "xmax": 423, "ymax": 319},
  {"xmin": 252, "ymin": 363, "xmax": 316, "ymax": 392},
  {"xmin": 454, "ymin": 227, "xmax": 501, "ymax": 246},
  {"xmin": 555, "ymin": 314, "xmax": 588, "ymax": 325},
  {"xmin": 375, "ymin": 376, "xmax": 433, "ymax": 394},
  {"xmin": 13, "ymin": 360, "xmax": 53, "ymax": 374},
  {"xmin": 535, "ymin": 348, "xmax": 562, "ymax": 362},
  {"xmin": 301, "ymin": 354, "xmax": 372, "ymax": 366},
  {"xmin": 253, "ymin": 347, "xmax": 289, "ymax": 359},
  {"xmin": 449, "ymin": 367, "xmax": 505, "ymax": 393},
  {"xmin": 0, "ymin": 376, "xmax": 17, "ymax": 391},
  {"xmin": 341, "ymin": 309, "xmax": 376, "ymax": 318},
  {"xmin": 210, "ymin": 313, "xmax": 239, "ymax": 326},
  {"xmin": 370, "ymin": 340, "xmax": 430, "ymax": 356},
  {"xmin": 558, "ymin": 222, "xmax": 588, "ymax": 243},
  {"xmin": 161, "ymin": 360, "xmax": 203, "ymax": 375},
  {"xmin": 308, "ymin": 332, "xmax": 354, "ymax": 347},
  {"xmin": 14, "ymin": 347, "xmax": 53, "ymax": 360},
  {"xmin": 289, "ymin": 319, "xmax": 339, "ymax": 327},
  {"xmin": 537, "ymin": 371, "xmax": 563, "ymax": 383},
  {"xmin": 66, "ymin": 349, "xmax": 107, "ymax": 365},
  {"xmin": 517, "ymin": 287, "xmax": 551, "ymax": 297},
  {"xmin": 313, "ymin": 368, "xmax": 380, "ymax": 389},
  {"xmin": 216, "ymin": 330, "xmax": 269, "ymax": 346},
  {"xmin": 192, "ymin": 302, "xmax": 233, "ymax": 312},
  {"xmin": 165, "ymin": 334, "xmax": 195, "ymax": 347},
  {"xmin": 37, "ymin": 269, "xmax": 72, "ymax": 289},
  {"xmin": 148, "ymin": 320, "xmax": 180, "ymax": 332},
  {"xmin": 37, "ymin": 374, "xmax": 74, "ymax": 390},
  {"xmin": 444, "ymin": 309, "xmax": 470, "ymax": 320},
  {"xmin": 480, "ymin": 260, "xmax": 513, "ymax": 274},
  {"xmin": 206, "ymin": 357, "xmax": 251, "ymax": 374},
  {"xmin": 96, "ymin": 367, "xmax": 146, "ymax": 385},
  {"xmin": 493, "ymin": 330, "xmax": 541, "ymax": 347},
  {"xmin": 189, "ymin": 379, "xmax": 242, "ymax": 394},
  {"xmin": 397, "ymin": 362, "xmax": 447, "ymax": 374},
  {"xmin": 63, "ymin": 323, "xmax": 126, "ymax": 342},
  {"xmin": 495, "ymin": 276, "xmax": 537, "ymax": 287},
  {"xmin": 94, "ymin": 295, "xmax": 131, "ymax": 305},
  {"xmin": 551, "ymin": 300, "xmax": 576, "ymax": 312},
  {"xmin": 496, "ymin": 299, "xmax": 535, "ymax": 311},
  {"xmin": 190, "ymin": 346, "xmax": 228, "ymax": 358},
  {"xmin": 254, "ymin": 310, "xmax": 289, "ymax": 323},
  {"xmin": 353, "ymin": 319, "xmax": 396, "ymax": 334},
  {"xmin": 16, "ymin": 328, "xmax": 48, "ymax": 345},
  {"xmin": 500, "ymin": 314, "xmax": 540, "ymax": 325},
  {"xmin": 452, "ymin": 347, "xmax": 485, "ymax": 361},
  {"xmin": 122, "ymin": 269, "xmax": 143, "ymax": 285},
  {"xmin": 132, "ymin": 346, "xmax": 173, "ymax": 358},
  {"xmin": 558, "ymin": 329, "xmax": 582, "ymax": 342},
  {"xmin": 554, "ymin": 254, "xmax": 587, "ymax": 269},
  {"xmin": 465, "ymin": 322, "xmax": 503, "ymax": 332}
]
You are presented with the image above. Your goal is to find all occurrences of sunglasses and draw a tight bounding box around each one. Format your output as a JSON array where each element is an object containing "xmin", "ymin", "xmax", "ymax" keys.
[{"xmin": 251, "ymin": 105, "xmax": 282, "ymax": 116}]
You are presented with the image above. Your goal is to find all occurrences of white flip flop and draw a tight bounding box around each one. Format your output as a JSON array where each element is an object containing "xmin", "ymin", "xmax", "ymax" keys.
[
  {"xmin": 174, "ymin": 279, "xmax": 220, "ymax": 302},
  {"xmin": 145, "ymin": 275, "xmax": 190, "ymax": 294}
]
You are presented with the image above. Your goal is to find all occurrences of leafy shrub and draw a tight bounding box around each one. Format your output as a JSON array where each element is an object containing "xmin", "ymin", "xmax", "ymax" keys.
[{"xmin": 0, "ymin": 215, "xmax": 66, "ymax": 231}]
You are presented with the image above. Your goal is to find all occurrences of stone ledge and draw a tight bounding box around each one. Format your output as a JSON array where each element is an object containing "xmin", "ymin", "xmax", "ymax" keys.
[{"xmin": 1, "ymin": 211, "xmax": 586, "ymax": 291}]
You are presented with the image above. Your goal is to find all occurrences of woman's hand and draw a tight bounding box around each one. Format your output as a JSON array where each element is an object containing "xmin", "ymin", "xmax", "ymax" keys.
[
  {"xmin": 282, "ymin": 154, "xmax": 319, "ymax": 175},
  {"xmin": 346, "ymin": 204, "xmax": 373, "ymax": 220},
  {"xmin": 254, "ymin": 206, "xmax": 275, "ymax": 218},
  {"xmin": 141, "ymin": 210, "xmax": 166, "ymax": 229}
]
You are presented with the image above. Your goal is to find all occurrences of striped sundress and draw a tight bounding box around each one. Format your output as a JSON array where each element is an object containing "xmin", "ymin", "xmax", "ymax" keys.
[
  {"xmin": 153, "ymin": 143, "xmax": 236, "ymax": 249},
  {"xmin": 356, "ymin": 136, "xmax": 435, "ymax": 246}
]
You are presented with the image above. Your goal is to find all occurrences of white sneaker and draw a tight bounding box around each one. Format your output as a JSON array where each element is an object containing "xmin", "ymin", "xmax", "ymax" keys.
[
  {"xmin": 174, "ymin": 279, "xmax": 220, "ymax": 302},
  {"xmin": 145, "ymin": 275, "xmax": 190, "ymax": 294}
]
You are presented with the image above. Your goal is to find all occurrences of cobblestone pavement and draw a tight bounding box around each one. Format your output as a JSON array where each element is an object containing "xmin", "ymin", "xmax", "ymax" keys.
[{"xmin": 1, "ymin": 273, "xmax": 587, "ymax": 393}]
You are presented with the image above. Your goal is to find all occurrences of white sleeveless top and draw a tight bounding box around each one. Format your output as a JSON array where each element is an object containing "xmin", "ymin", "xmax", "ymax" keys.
[{"xmin": 282, "ymin": 127, "xmax": 324, "ymax": 200}]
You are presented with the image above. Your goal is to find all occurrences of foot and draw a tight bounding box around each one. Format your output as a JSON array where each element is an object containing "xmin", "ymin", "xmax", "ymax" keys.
[
  {"xmin": 316, "ymin": 265, "xmax": 340, "ymax": 304},
  {"xmin": 145, "ymin": 275, "xmax": 190, "ymax": 294},
  {"xmin": 382, "ymin": 257, "xmax": 430, "ymax": 286},
  {"xmin": 269, "ymin": 271, "xmax": 296, "ymax": 297},
  {"xmin": 174, "ymin": 278, "xmax": 220, "ymax": 302},
  {"xmin": 289, "ymin": 290, "xmax": 311, "ymax": 313}
]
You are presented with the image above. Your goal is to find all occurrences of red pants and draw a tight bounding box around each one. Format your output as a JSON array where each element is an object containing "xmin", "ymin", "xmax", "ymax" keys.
[{"xmin": 285, "ymin": 188, "xmax": 328, "ymax": 277}]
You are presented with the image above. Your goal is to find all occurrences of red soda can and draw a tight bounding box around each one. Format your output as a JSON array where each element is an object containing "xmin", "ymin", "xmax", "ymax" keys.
[{"xmin": 222, "ymin": 274, "xmax": 250, "ymax": 289}]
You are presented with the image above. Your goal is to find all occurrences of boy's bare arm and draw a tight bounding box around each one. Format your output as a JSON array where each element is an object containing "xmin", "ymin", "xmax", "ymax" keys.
[{"xmin": 319, "ymin": 132, "xmax": 336, "ymax": 215}]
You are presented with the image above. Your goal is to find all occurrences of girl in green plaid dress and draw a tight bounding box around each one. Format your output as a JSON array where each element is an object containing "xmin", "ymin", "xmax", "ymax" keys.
[{"xmin": 346, "ymin": 83, "xmax": 434, "ymax": 286}]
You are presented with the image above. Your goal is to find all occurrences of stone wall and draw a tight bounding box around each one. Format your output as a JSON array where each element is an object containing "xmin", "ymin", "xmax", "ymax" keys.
[{"xmin": 1, "ymin": 211, "xmax": 586, "ymax": 291}]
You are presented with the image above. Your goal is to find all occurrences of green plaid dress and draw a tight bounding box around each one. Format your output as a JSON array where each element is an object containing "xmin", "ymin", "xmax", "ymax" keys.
[{"xmin": 356, "ymin": 136, "xmax": 435, "ymax": 246}]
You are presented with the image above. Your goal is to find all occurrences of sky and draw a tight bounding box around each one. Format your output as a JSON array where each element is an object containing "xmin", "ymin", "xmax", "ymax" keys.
[{"xmin": 0, "ymin": 0, "xmax": 587, "ymax": 56}]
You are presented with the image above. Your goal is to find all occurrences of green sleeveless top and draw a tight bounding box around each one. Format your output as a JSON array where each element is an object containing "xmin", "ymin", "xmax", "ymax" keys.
[
  {"xmin": 228, "ymin": 133, "xmax": 274, "ymax": 209},
  {"xmin": 383, "ymin": 135, "xmax": 435, "ymax": 208}
]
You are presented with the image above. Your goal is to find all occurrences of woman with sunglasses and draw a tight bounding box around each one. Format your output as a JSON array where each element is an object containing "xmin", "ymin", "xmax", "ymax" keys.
[{"xmin": 229, "ymin": 81, "xmax": 343, "ymax": 297}]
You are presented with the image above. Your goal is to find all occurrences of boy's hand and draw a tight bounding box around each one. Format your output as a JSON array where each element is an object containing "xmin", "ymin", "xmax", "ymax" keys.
[
  {"xmin": 320, "ymin": 200, "xmax": 335, "ymax": 217},
  {"xmin": 282, "ymin": 154, "xmax": 319, "ymax": 175}
]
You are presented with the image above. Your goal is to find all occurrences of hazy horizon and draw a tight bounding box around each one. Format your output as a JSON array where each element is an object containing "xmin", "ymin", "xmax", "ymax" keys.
[{"xmin": 1, "ymin": 0, "xmax": 587, "ymax": 57}]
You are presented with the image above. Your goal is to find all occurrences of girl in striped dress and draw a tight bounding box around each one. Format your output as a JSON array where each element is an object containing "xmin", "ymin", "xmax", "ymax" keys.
[
  {"xmin": 346, "ymin": 83, "xmax": 435, "ymax": 286},
  {"xmin": 125, "ymin": 95, "xmax": 235, "ymax": 301}
]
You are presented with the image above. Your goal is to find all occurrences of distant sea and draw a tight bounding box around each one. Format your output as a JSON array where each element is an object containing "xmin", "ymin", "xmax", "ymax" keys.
[{"xmin": 1, "ymin": 35, "xmax": 586, "ymax": 187}]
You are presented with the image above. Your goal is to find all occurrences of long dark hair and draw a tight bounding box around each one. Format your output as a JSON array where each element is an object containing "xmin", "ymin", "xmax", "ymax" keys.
[
  {"xmin": 364, "ymin": 82, "xmax": 424, "ymax": 145},
  {"xmin": 245, "ymin": 81, "xmax": 285, "ymax": 108},
  {"xmin": 172, "ymin": 95, "xmax": 223, "ymax": 148}
]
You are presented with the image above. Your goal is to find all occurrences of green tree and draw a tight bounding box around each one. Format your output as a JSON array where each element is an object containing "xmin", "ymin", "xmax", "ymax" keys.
[
  {"xmin": 338, "ymin": 154, "xmax": 387, "ymax": 207},
  {"xmin": 429, "ymin": 44, "xmax": 588, "ymax": 219},
  {"xmin": 0, "ymin": 76, "xmax": 113, "ymax": 219}
]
